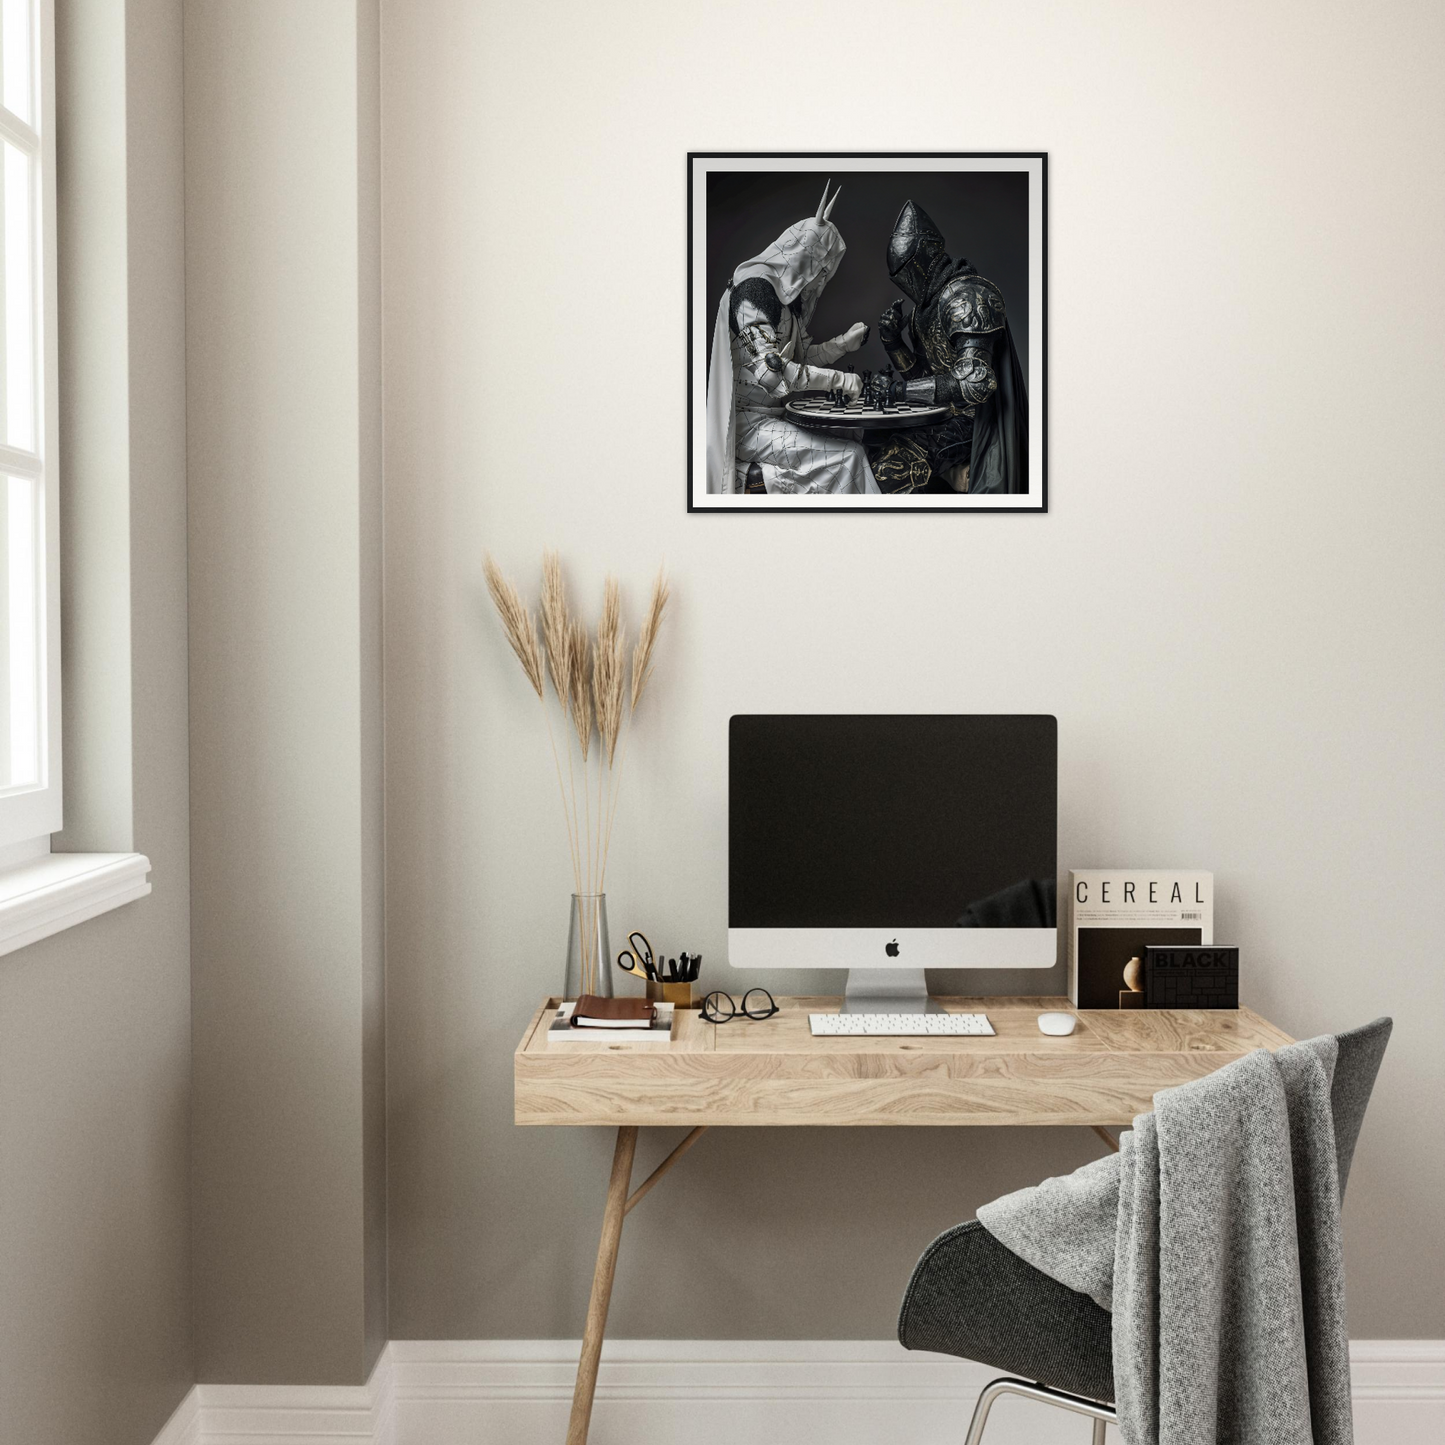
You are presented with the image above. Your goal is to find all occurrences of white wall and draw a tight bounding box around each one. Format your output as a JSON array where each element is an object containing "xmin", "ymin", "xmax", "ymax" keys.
[{"xmin": 381, "ymin": 0, "xmax": 1445, "ymax": 1342}]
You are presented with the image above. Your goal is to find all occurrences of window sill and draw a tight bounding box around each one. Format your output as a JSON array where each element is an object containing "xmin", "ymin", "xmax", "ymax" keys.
[{"xmin": 0, "ymin": 852, "xmax": 152, "ymax": 958}]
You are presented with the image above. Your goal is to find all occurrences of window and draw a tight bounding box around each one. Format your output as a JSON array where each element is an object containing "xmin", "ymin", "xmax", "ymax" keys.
[
  {"xmin": 0, "ymin": 0, "xmax": 149, "ymax": 950},
  {"xmin": 0, "ymin": 0, "xmax": 57, "ymax": 855}
]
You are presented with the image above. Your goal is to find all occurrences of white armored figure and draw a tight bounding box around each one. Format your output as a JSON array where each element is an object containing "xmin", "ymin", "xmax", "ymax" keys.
[{"xmin": 705, "ymin": 182, "xmax": 879, "ymax": 496}]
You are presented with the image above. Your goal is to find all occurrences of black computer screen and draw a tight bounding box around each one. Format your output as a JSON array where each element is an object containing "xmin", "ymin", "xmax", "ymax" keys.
[{"xmin": 728, "ymin": 715, "xmax": 1057, "ymax": 929}]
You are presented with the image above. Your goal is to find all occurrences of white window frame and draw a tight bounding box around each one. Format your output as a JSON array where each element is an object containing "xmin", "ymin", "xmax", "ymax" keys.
[
  {"xmin": 0, "ymin": 0, "xmax": 59, "ymax": 853},
  {"xmin": 0, "ymin": 0, "xmax": 150, "ymax": 955}
]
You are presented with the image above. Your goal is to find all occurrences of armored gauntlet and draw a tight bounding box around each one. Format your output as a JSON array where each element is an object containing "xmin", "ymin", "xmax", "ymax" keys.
[{"xmin": 879, "ymin": 300, "xmax": 921, "ymax": 378}]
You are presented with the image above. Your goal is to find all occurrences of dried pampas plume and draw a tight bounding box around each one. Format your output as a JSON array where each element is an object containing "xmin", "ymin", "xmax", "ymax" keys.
[
  {"xmin": 567, "ymin": 617, "xmax": 593, "ymax": 761},
  {"xmin": 593, "ymin": 578, "xmax": 626, "ymax": 766},
  {"xmin": 631, "ymin": 568, "xmax": 670, "ymax": 711},
  {"xmin": 540, "ymin": 550, "xmax": 572, "ymax": 710},
  {"xmin": 482, "ymin": 554, "xmax": 544, "ymax": 700}
]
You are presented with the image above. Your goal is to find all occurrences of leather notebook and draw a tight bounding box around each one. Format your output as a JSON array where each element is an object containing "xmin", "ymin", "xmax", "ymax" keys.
[{"xmin": 571, "ymin": 995, "xmax": 657, "ymax": 1028}]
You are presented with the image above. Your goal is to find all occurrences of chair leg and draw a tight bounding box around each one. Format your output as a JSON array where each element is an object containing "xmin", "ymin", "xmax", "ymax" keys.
[
  {"xmin": 962, "ymin": 1377, "xmax": 1117, "ymax": 1445},
  {"xmin": 961, "ymin": 1379, "xmax": 1009, "ymax": 1445}
]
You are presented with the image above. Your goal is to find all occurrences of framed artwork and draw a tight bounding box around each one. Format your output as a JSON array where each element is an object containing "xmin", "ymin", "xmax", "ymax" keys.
[{"xmin": 688, "ymin": 152, "xmax": 1047, "ymax": 514}]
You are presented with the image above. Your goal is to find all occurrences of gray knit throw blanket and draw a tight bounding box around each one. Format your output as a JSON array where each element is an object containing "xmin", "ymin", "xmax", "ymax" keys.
[{"xmin": 977, "ymin": 1038, "xmax": 1353, "ymax": 1445}]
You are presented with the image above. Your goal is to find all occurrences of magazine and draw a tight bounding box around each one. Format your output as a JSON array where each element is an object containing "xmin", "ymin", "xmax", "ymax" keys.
[{"xmin": 1068, "ymin": 870, "xmax": 1213, "ymax": 1009}]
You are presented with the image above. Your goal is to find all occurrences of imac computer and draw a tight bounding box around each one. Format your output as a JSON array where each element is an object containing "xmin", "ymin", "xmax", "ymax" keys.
[{"xmin": 728, "ymin": 714, "xmax": 1058, "ymax": 1013}]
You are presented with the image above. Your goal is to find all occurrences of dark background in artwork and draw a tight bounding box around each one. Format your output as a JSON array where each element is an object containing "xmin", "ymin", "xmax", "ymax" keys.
[{"xmin": 704, "ymin": 168, "xmax": 1030, "ymax": 383}]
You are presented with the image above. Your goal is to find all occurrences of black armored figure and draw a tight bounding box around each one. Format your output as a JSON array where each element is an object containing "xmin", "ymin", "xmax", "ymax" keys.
[{"xmin": 871, "ymin": 200, "xmax": 1028, "ymax": 495}]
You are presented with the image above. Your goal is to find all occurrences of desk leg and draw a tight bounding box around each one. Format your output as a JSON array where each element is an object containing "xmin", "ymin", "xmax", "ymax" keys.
[{"xmin": 566, "ymin": 1125, "xmax": 638, "ymax": 1445}]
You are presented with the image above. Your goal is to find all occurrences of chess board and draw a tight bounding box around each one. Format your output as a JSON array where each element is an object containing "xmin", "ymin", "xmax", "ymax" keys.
[{"xmin": 785, "ymin": 396, "xmax": 950, "ymax": 432}]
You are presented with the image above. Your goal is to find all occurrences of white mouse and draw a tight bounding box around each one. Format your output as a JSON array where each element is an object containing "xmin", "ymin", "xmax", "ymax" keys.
[{"xmin": 1037, "ymin": 1011, "xmax": 1078, "ymax": 1037}]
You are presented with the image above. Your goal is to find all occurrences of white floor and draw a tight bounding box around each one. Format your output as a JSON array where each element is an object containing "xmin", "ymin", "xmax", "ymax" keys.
[{"xmin": 153, "ymin": 1338, "xmax": 1445, "ymax": 1445}]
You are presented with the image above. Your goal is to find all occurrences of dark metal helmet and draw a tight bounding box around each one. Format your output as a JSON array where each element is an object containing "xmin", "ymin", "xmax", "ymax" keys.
[{"xmin": 887, "ymin": 200, "xmax": 950, "ymax": 306}]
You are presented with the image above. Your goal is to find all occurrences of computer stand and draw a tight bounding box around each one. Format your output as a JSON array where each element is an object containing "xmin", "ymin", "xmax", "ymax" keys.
[{"xmin": 840, "ymin": 967, "xmax": 942, "ymax": 1014}]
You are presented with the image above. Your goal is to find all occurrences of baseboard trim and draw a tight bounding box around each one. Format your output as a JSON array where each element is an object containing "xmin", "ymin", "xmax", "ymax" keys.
[
  {"xmin": 1351, "ymin": 1338, "xmax": 1445, "ymax": 1402},
  {"xmin": 151, "ymin": 1338, "xmax": 1445, "ymax": 1445},
  {"xmin": 390, "ymin": 1337, "xmax": 993, "ymax": 1402},
  {"xmin": 149, "ymin": 1352, "xmax": 394, "ymax": 1445}
]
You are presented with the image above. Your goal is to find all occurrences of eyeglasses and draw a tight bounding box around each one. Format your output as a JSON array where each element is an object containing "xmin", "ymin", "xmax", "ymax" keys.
[{"xmin": 701, "ymin": 988, "xmax": 779, "ymax": 1023}]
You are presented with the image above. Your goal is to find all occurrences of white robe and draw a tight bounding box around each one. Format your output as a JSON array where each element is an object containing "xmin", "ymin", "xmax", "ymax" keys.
[
  {"xmin": 705, "ymin": 214, "xmax": 878, "ymax": 496},
  {"xmin": 730, "ymin": 302, "xmax": 878, "ymax": 496}
]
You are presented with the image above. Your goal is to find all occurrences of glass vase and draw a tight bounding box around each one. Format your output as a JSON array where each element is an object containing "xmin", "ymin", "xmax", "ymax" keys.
[{"xmin": 564, "ymin": 893, "xmax": 612, "ymax": 1001}]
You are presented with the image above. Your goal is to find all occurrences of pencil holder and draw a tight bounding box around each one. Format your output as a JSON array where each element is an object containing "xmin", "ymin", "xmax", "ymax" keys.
[{"xmin": 647, "ymin": 979, "xmax": 694, "ymax": 1009}]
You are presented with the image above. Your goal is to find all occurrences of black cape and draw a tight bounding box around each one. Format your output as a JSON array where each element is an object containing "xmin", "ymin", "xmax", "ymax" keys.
[{"xmin": 967, "ymin": 317, "xmax": 1028, "ymax": 495}]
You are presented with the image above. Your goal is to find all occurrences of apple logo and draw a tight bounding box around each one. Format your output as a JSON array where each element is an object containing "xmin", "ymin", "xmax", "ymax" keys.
[{"xmin": 885, "ymin": 939, "xmax": 900, "ymax": 957}]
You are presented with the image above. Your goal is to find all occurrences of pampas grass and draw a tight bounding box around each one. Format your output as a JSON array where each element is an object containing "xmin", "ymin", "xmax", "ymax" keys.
[
  {"xmin": 631, "ymin": 568, "xmax": 669, "ymax": 711},
  {"xmin": 540, "ymin": 551, "xmax": 572, "ymax": 705},
  {"xmin": 567, "ymin": 618, "xmax": 593, "ymax": 761},
  {"xmin": 484, "ymin": 552, "xmax": 670, "ymax": 994},
  {"xmin": 483, "ymin": 557, "xmax": 544, "ymax": 700},
  {"xmin": 594, "ymin": 579, "xmax": 625, "ymax": 767}
]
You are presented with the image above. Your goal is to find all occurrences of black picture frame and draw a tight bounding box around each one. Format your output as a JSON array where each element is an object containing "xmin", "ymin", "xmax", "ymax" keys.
[{"xmin": 688, "ymin": 152, "xmax": 1048, "ymax": 515}]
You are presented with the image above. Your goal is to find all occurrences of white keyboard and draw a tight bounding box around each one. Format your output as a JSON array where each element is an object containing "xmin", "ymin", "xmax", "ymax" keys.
[{"xmin": 808, "ymin": 1012, "xmax": 995, "ymax": 1037}]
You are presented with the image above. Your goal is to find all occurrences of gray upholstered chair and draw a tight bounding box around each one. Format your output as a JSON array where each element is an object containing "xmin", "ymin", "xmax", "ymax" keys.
[{"xmin": 898, "ymin": 1018, "xmax": 1392, "ymax": 1443}]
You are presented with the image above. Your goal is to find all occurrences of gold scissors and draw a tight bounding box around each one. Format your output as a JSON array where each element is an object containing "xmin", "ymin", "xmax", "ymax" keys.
[{"xmin": 616, "ymin": 930, "xmax": 656, "ymax": 982}]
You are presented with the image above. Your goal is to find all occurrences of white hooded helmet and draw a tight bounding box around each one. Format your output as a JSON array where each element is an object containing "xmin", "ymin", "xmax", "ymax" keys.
[{"xmin": 731, "ymin": 179, "xmax": 846, "ymax": 327}]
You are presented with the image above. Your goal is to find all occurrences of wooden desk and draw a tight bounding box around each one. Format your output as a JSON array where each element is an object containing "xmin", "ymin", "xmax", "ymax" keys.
[{"xmin": 514, "ymin": 995, "xmax": 1293, "ymax": 1444}]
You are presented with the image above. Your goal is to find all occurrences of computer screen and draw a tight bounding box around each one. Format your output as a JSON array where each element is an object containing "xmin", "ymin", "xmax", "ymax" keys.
[{"xmin": 729, "ymin": 714, "xmax": 1057, "ymax": 933}]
